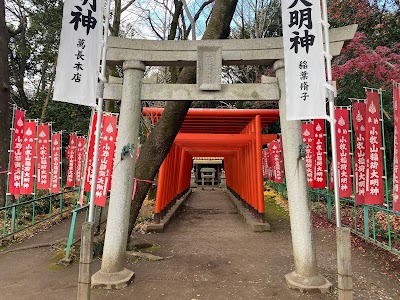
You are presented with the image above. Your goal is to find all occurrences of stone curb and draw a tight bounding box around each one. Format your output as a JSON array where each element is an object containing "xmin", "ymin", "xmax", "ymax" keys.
[
  {"xmin": 225, "ymin": 189, "xmax": 271, "ymax": 232},
  {"xmin": 146, "ymin": 189, "xmax": 193, "ymax": 233}
]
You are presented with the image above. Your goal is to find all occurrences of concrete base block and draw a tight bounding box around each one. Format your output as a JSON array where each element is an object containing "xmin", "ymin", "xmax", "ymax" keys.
[
  {"xmin": 91, "ymin": 268, "xmax": 134, "ymax": 290},
  {"xmin": 225, "ymin": 189, "xmax": 271, "ymax": 232},
  {"xmin": 284, "ymin": 271, "xmax": 332, "ymax": 293},
  {"xmin": 146, "ymin": 189, "xmax": 192, "ymax": 233}
]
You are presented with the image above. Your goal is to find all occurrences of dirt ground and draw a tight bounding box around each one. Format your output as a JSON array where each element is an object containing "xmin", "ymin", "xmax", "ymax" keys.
[{"xmin": 0, "ymin": 188, "xmax": 399, "ymax": 299}]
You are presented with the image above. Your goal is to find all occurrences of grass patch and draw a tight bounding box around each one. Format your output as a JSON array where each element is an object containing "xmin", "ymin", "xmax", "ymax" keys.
[
  {"xmin": 144, "ymin": 244, "xmax": 161, "ymax": 252},
  {"xmin": 264, "ymin": 187, "xmax": 289, "ymax": 221}
]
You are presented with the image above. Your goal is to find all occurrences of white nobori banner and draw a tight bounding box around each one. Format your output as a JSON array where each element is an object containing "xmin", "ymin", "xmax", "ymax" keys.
[
  {"xmin": 53, "ymin": 0, "xmax": 104, "ymax": 106},
  {"xmin": 281, "ymin": 0, "xmax": 327, "ymax": 120}
]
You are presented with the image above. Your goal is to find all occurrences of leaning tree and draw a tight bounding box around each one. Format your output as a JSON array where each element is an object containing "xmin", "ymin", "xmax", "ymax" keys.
[{"xmin": 128, "ymin": 0, "xmax": 239, "ymax": 237}]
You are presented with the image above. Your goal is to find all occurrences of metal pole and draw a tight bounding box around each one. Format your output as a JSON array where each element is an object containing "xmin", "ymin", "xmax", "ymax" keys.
[
  {"xmin": 321, "ymin": 2, "xmax": 353, "ymax": 298},
  {"xmin": 321, "ymin": 0, "xmax": 341, "ymax": 227},
  {"xmin": 88, "ymin": 0, "xmax": 112, "ymax": 223}
]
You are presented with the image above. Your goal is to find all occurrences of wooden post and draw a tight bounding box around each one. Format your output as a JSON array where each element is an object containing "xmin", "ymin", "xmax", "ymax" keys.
[
  {"xmin": 337, "ymin": 227, "xmax": 353, "ymax": 300},
  {"xmin": 77, "ymin": 222, "xmax": 94, "ymax": 300}
]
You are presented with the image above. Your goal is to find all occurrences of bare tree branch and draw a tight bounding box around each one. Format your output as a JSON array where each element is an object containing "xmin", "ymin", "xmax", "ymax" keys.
[{"xmin": 185, "ymin": 0, "xmax": 214, "ymax": 39}]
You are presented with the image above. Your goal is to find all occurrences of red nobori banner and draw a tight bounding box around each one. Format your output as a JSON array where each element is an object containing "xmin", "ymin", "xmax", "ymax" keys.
[
  {"xmin": 8, "ymin": 109, "xmax": 25, "ymax": 197},
  {"xmin": 313, "ymin": 119, "xmax": 326, "ymax": 188},
  {"xmin": 36, "ymin": 124, "xmax": 51, "ymax": 190},
  {"xmin": 262, "ymin": 149, "xmax": 267, "ymax": 178},
  {"xmin": 75, "ymin": 137, "xmax": 86, "ymax": 187},
  {"xmin": 365, "ymin": 91, "xmax": 384, "ymax": 205},
  {"xmin": 267, "ymin": 145, "xmax": 273, "ymax": 180},
  {"xmin": 20, "ymin": 121, "xmax": 37, "ymax": 195},
  {"xmin": 335, "ymin": 108, "xmax": 352, "ymax": 197},
  {"xmin": 302, "ymin": 122, "xmax": 314, "ymax": 187},
  {"xmin": 51, "ymin": 133, "xmax": 61, "ymax": 193},
  {"xmin": 393, "ymin": 84, "xmax": 400, "ymax": 211},
  {"xmin": 95, "ymin": 114, "xmax": 118, "ymax": 207},
  {"xmin": 66, "ymin": 133, "xmax": 77, "ymax": 187},
  {"xmin": 352, "ymin": 101, "xmax": 367, "ymax": 205},
  {"xmin": 270, "ymin": 141, "xmax": 283, "ymax": 183},
  {"xmin": 84, "ymin": 112, "xmax": 98, "ymax": 192}
]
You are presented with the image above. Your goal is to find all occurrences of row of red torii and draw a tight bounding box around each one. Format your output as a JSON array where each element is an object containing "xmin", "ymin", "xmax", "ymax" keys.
[{"xmin": 90, "ymin": 25, "xmax": 357, "ymax": 292}]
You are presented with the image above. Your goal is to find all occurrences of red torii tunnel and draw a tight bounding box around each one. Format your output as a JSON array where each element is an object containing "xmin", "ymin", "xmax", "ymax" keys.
[{"xmin": 142, "ymin": 108, "xmax": 280, "ymax": 224}]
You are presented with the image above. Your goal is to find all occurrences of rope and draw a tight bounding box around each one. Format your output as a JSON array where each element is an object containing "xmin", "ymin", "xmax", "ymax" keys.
[{"xmin": 132, "ymin": 178, "xmax": 154, "ymax": 200}]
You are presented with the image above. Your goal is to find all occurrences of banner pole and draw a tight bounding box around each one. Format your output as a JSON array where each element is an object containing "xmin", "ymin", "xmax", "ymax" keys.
[
  {"xmin": 88, "ymin": 0, "xmax": 112, "ymax": 223},
  {"xmin": 321, "ymin": 0, "xmax": 341, "ymax": 227},
  {"xmin": 321, "ymin": 1, "xmax": 353, "ymax": 299}
]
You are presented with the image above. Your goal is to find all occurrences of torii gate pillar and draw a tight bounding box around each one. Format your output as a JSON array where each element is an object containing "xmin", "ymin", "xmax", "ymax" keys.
[
  {"xmin": 273, "ymin": 60, "xmax": 332, "ymax": 292},
  {"xmin": 92, "ymin": 60, "xmax": 145, "ymax": 289}
]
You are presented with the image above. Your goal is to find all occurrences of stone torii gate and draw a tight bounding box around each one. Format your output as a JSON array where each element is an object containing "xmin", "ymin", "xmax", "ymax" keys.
[{"xmin": 91, "ymin": 25, "xmax": 357, "ymax": 292}]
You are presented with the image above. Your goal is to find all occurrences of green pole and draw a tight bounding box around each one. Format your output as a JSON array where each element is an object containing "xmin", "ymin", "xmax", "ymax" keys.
[
  {"xmin": 378, "ymin": 90, "xmax": 391, "ymax": 249},
  {"xmin": 32, "ymin": 120, "xmax": 39, "ymax": 226},
  {"xmin": 64, "ymin": 210, "xmax": 78, "ymax": 260},
  {"xmin": 364, "ymin": 205, "xmax": 370, "ymax": 238},
  {"xmin": 48, "ymin": 123, "xmax": 53, "ymax": 216}
]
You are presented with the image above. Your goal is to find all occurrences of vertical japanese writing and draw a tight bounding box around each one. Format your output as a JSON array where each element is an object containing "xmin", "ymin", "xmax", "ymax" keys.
[
  {"xmin": 364, "ymin": 91, "xmax": 384, "ymax": 205},
  {"xmin": 94, "ymin": 114, "xmax": 118, "ymax": 207},
  {"xmin": 302, "ymin": 122, "xmax": 314, "ymax": 187},
  {"xmin": 352, "ymin": 102, "xmax": 366, "ymax": 204},
  {"xmin": 313, "ymin": 119, "xmax": 326, "ymax": 188},
  {"xmin": 51, "ymin": 133, "xmax": 61, "ymax": 193},
  {"xmin": 36, "ymin": 124, "xmax": 50, "ymax": 190},
  {"xmin": 335, "ymin": 108, "xmax": 352, "ymax": 197},
  {"xmin": 288, "ymin": 0, "xmax": 315, "ymax": 54},
  {"xmin": 281, "ymin": 0, "xmax": 326, "ymax": 120},
  {"xmin": 8, "ymin": 109, "xmax": 25, "ymax": 197},
  {"xmin": 20, "ymin": 121, "xmax": 37, "ymax": 195},
  {"xmin": 66, "ymin": 133, "xmax": 77, "ymax": 187},
  {"xmin": 75, "ymin": 137, "xmax": 86, "ymax": 186}
]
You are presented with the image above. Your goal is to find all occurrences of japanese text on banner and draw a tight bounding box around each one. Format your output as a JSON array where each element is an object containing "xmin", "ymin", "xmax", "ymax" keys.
[
  {"xmin": 313, "ymin": 119, "xmax": 326, "ymax": 188},
  {"xmin": 66, "ymin": 134, "xmax": 77, "ymax": 187},
  {"xmin": 281, "ymin": 0, "xmax": 326, "ymax": 120},
  {"xmin": 20, "ymin": 121, "xmax": 37, "ymax": 195},
  {"xmin": 36, "ymin": 124, "xmax": 51, "ymax": 190},
  {"xmin": 365, "ymin": 91, "xmax": 384, "ymax": 205},
  {"xmin": 335, "ymin": 108, "xmax": 352, "ymax": 197},
  {"xmin": 51, "ymin": 133, "xmax": 61, "ymax": 193},
  {"xmin": 53, "ymin": 0, "xmax": 104, "ymax": 106},
  {"xmin": 94, "ymin": 114, "xmax": 118, "ymax": 207},
  {"xmin": 8, "ymin": 109, "xmax": 25, "ymax": 197},
  {"xmin": 352, "ymin": 101, "xmax": 366, "ymax": 205},
  {"xmin": 302, "ymin": 122, "xmax": 314, "ymax": 187}
]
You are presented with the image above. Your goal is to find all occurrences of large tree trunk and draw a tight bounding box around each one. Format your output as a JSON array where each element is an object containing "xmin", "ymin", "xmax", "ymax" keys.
[
  {"xmin": 0, "ymin": 0, "xmax": 10, "ymax": 207},
  {"xmin": 128, "ymin": 0, "xmax": 238, "ymax": 237}
]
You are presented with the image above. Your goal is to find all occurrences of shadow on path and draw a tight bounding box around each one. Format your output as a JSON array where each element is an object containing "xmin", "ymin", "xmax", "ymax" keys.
[{"xmin": 0, "ymin": 188, "xmax": 398, "ymax": 299}]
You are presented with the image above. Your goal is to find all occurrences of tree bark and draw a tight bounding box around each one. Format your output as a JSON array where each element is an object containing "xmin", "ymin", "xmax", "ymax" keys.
[
  {"xmin": 128, "ymin": 0, "xmax": 238, "ymax": 237},
  {"xmin": 0, "ymin": 0, "xmax": 10, "ymax": 207}
]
